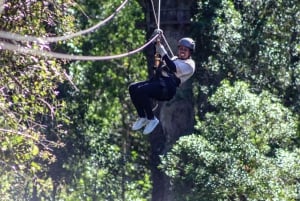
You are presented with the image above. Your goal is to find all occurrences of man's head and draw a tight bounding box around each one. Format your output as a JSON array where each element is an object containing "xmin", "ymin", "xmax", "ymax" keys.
[{"xmin": 177, "ymin": 37, "xmax": 195, "ymax": 59}]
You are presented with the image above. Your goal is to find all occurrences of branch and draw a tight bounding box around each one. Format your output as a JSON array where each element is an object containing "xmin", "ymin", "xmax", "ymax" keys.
[
  {"xmin": 37, "ymin": 97, "xmax": 55, "ymax": 119},
  {"xmin": 0, "ymin": 128, "xmax": 53, "ymax": 151}
]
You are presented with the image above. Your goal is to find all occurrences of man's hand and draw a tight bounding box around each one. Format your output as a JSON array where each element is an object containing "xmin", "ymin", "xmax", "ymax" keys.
[{"xmin": 155, "ymin": 43, "xmax": 167, "ymax": 57}]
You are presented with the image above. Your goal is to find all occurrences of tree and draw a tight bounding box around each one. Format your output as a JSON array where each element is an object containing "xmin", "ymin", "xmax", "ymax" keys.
[
  {"xmin": 0, "ymin": 0, "xmax": 75, "ymax": 200},
  {"xmin": 55, "ymin": 0, "xmax": 153, "ymax": 200},
  {"xmin": 138, "ymin": 0, "xmax": 198, "ymax": 200},
  {"xmin": 2, "ymin": 0, "xmax": 298, "ymax": 200},
  {"xmin": 192, "ymin": 0, "xmax": 300, "ymax": 118},
  {"xmin": 161, "ymin": 80, "xmax": 300, "ymax": 200}
]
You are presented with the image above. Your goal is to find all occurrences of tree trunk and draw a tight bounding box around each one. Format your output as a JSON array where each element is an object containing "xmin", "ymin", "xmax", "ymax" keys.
[{"xmin": 142, "ymin": 0, "xmax": 197, "ymax": 200}]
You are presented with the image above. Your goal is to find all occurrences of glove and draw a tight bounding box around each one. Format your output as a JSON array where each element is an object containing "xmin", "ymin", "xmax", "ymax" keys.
[{"xmin": 155, "ymin": 43, "xmax": 167, "ymax": 57}]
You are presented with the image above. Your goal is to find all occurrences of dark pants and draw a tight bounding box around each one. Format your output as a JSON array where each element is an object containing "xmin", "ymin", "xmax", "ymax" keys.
[{"xmin": 129, "ymin": 77, "xmax": 177, "ymax": 119}]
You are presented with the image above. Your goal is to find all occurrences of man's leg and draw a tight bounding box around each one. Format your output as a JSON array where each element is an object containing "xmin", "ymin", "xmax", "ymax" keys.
[{"xmin": 129, "ymin": 81, "xmax": 148, "ymax": 118}]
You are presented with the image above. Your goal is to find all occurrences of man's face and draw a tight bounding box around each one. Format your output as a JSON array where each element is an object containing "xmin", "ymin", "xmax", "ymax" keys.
[{"xmin": 178, "ymin": 46, "xmax": 191, "ymax": 60}]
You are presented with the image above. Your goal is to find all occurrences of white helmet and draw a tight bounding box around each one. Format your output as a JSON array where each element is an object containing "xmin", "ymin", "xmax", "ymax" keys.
[{"xmin": 178, "ymin": 37, "xmax": 195, "ymax": 52}]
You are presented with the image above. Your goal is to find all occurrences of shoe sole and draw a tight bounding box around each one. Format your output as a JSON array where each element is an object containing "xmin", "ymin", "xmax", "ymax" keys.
[
  {"xmin": 132, "ymin": 120, "xmax": 149, "ymax": 131},
  {"xmin": 143, "ymin": 120, "xmax": 159, "ymax": 135}
]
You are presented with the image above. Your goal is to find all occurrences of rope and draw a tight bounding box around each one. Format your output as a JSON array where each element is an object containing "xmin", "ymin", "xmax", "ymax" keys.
[
  {"xmin": 149, "ymin": 0, "xmax": 174, "ymax": 58},
  {"xmin": 150, "ymin": 0, "xmax": 158, "ymax": 27},
  {"xmin": 0, "ymin": 0, "xmax": 168, "ymax": 62},
  {"xmin": 157, "ymin": 0, "xmax": 161, "ymax": 29},
  {"xmin": 0, "ymin": 34, "xmax": 159, "ymax": 61},
  {"xmin": 150, "ymin": 0, "xmax": 161, "ymax": 112},
  {"xmin": 0, "ymin": 0, "xmax": 129, "ymax": 43},
  {"xmin": 162, "ymin": 33, "xmax": 174, "ymax": 58}
]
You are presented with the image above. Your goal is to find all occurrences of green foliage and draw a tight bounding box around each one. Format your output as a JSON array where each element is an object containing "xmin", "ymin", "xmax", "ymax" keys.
[
  {"xmin": 161, "ymin": 80, "xmax": 300, "ymax": 200},
  {"xmin": 172, "ymin": 0, "xmax": 300, "ymax": 199},
  {"xmin": 192, "ymin": 0, "xmax": 300, "ymax": 116},
  {"xmin": 2, "ymin": 0, "xmax": 299, "ymax": 200},
  {"xmin": 57, "ymin": 0, "xmax": 152, "ymax": 200},
  {"xmin": 59, "ymin": 155, "xmax": 151, "ymax": 201},
  {"xmin": 0, "ymin": 0, "xmax": 75, "ymax": 200}
]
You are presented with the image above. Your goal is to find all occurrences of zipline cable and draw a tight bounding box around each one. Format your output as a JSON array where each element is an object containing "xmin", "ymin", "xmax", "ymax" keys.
[
  {"xmin": 0, "ymin": 34, "xmax": 160, "ymax": 61},
  {"xmin": 149, "ymin": 0, "xmax": 174, "ymax": 58},
  {"xmin": 157, "ymin": 0, "xmax": 161, "ymax": 30},
  {"xmin": 162, "ymin": 33, "xmax": 174, "ymax": 58},
  {"xmin": 150, "ymin": 0, "xmax": 158, "ymax": 27},
  {"xmin": 0, "ymin": 0, "xmax": 169, "ymax": 62},
  {"xmin": 0, "ymin": 0, "xmax": 129, "ymax": 43},
  {"xmin": 151, "ymin": 0, "xmax": 162, "ymax": 112}
]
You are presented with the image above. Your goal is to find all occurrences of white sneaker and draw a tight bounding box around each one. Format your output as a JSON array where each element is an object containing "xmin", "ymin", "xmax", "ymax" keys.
[
  {"xmin": 143, "ymin": 117, "xmax": 159, "ymax": 135},
  {"xmin": 132, "ymin": 118, "xmax": 149, "ymax": 131}
]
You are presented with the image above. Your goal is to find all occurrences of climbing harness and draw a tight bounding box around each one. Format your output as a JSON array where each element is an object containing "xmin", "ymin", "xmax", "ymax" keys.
[{"xmin": 154, "ymin": 34, "xmax": 162, "ymax": 68}]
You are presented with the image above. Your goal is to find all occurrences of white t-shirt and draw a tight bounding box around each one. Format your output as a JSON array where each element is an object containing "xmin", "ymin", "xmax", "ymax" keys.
[{"xmin": 173, "ymin": 57, "xmax": 195, "ymax": 84}]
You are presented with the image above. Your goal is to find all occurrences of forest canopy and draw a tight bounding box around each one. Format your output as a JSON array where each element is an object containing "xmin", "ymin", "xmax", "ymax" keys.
[{"xmin": 0, "ymin": 0, "xmax": 299, "ymax": 200}]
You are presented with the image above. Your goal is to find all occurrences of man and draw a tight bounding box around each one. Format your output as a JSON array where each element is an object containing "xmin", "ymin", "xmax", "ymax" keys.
[{"xmin": 129, "ymin": 37, "xmax": 196, "ymax": 134}]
